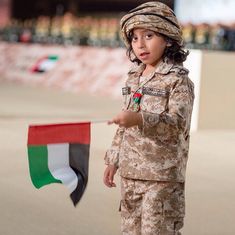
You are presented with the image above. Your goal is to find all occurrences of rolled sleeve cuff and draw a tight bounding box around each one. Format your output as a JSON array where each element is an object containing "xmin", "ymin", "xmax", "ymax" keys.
[{"xmin": 104, "ymin": 149, "xmax": 119, "ymax": 167}]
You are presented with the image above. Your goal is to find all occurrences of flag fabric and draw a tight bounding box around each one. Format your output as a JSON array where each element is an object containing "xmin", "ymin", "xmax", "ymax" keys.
[
  {"xmin": 27, "ymin": 122, "xmax": 90, "ymax": 206},
  {"xmin": 30, "ymin": 55, "xmax": 59, "ymax": 73}
]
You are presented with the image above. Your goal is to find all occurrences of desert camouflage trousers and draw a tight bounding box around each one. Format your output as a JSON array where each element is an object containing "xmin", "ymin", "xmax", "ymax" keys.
[{"xmin": 120, "ymin": 177, "xmax": 185, "ymax": 235}]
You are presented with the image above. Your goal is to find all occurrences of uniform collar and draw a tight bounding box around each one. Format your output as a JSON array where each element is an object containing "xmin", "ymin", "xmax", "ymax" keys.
[{"xmin": 129, "ymin": 59, "xmax": 174, "ymax": 76}]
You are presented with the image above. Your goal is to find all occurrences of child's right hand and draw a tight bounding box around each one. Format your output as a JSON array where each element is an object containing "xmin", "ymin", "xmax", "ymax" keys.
[
  {"xmin": 103, "ymin": 164, "xmax": 118, "ymax": 188},
  {"xmin": 108, "ymin": 111, "xmax": 142, "ymax": 128}
]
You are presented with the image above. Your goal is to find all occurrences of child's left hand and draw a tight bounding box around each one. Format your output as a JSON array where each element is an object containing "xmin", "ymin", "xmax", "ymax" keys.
[{"xmin": 108, "ymin": 111, "xmax": 143, "ymax": 128}]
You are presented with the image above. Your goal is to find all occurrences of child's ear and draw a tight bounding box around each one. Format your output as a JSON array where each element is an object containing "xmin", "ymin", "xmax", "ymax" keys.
[
  {"xmin": 166, "ymin": 38, "xmax": 172, "ymax": 47},
  {"xmin": 166, "ymin": 42, "xmax": 172, "ymax": 47}
]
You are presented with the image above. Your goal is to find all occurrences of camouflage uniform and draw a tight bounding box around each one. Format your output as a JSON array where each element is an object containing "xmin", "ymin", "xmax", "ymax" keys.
[
  {"xmin": 120, "ymin": 178, "xmax": 185, "ymax": 235},
  {"xmin": 105, "ymin": 2, "xmax": 194, "ymax": 234},
  {"xmin": 105, "ymin": 60, "xmax": 194, "ymax": 234}
]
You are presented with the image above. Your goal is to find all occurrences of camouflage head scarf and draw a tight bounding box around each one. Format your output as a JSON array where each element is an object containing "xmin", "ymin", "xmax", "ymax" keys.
[{"xmin": 120, "ymin": 1, "xmax": 183, "ymax": 47}]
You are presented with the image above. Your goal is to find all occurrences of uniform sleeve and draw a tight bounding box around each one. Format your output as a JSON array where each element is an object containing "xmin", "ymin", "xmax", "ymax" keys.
[
  {"xmin": 140, "ymin": 76, "xmax": 194, "ymax": 143},
  {"xmin": 104, "ymin": 127, "xmax": 125, "ymax": 167},
  {"xmin": 104, "ymin": 73, "xmax": 131, "ymax": 167}
]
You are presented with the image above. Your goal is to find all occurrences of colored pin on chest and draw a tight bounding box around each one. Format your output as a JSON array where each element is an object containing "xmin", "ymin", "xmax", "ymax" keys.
[{"xmin": 132, "ymin": 91, "xmax": 143, "ymax": 112}]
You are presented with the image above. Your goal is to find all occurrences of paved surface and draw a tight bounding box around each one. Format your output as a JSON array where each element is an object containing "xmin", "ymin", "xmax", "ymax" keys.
[{"xmin": 0, "ymin": 81, "xmax": 235, "ymax": 235}]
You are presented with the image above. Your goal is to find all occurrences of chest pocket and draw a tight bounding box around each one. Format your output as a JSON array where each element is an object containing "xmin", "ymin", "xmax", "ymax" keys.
[{"xmin": 141, "ymin": 86, "xmax": 170, "ymax": 113}]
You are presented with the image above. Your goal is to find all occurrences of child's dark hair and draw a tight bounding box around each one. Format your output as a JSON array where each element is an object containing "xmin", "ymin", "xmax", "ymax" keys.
[{"xmin": 126, "ymin": 31, "xmax": 189, "ymax": 64}]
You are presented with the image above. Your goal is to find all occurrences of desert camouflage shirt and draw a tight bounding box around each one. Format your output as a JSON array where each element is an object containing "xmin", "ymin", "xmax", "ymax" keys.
[{"xmin": 105, "ymin": 59, "xmax": 194, "ymax": 182}]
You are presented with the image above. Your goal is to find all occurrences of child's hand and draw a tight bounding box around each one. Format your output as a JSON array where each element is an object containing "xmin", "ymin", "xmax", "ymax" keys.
[
  {"xmin": 103, "ymin": 164, "xmax": 118, "ymax": 188},
  {"xmin": 108, "ymin": 111, "xmax": 142, "ymax": 128}
]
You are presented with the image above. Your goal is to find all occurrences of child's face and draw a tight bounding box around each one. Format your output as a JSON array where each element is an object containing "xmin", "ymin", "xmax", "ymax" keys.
[{"xmin": 131, "ymin": 28, "xmax": 167, "ymax": 67}]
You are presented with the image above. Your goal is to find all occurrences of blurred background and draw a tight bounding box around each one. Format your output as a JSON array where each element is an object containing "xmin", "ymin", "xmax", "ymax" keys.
[
  {"xmin": 1, "ymin": 0, "xmax": 235, "ymax": 50},
  {"xmin": 0, "ymin": 0, "xmax": 235, "ymax": 235}
]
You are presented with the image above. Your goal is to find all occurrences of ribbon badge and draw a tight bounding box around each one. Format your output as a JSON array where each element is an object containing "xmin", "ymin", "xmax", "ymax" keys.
[{"xmin": 132, "ymin": 91, "xmax": 143, "ymax": 112}]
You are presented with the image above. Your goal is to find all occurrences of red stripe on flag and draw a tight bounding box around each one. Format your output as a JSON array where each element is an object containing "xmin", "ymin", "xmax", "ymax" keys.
[{"xmin": 28, "ymin": 122, "xmax": 90, "ymax": 145}]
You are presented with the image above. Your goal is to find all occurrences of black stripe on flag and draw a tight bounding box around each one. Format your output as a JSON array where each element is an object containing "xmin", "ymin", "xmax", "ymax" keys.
[{"xmin": 69, "ymin": 143, "xmax": 90, "ymax": 206}]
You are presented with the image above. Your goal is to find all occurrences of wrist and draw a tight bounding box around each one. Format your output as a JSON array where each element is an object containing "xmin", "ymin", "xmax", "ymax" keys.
[{"xmin": 108, "ymin": 163, "xmax": 118, "ymax": 169}]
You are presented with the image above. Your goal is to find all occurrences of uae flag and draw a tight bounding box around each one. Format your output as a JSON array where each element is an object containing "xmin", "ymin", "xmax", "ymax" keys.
[{"xmin": 27, "ymin": 122, "xmax": 90, "ymax": 206}]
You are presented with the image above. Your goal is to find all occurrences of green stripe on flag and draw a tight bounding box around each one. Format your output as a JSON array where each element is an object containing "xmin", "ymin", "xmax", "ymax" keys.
[{"xmin": 28, "ymin": 145, "xmax": 61, "ymax": 188}]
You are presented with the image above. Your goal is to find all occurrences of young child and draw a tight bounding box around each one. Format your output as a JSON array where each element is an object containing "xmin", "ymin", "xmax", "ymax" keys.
[{"xmin": 104, "ymin": 2, "xmax": 194, "ymax": 234}]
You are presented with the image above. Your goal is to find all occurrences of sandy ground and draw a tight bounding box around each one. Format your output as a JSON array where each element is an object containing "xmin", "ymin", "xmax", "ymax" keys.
[{"xmin": 0, "ymin": 81, "xmax": 235, "ymax": 235}]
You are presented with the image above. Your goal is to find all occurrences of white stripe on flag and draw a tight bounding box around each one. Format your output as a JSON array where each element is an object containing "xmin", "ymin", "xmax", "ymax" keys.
[{"xmin": 47, "ymin": 143, "xmax": 78, "ymax": 193}]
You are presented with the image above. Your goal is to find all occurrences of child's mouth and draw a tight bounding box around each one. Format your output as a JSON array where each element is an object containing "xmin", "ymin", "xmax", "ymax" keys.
[{"xmin": 139, "ymin": 52, "xmax": 150, "ymax": 59}]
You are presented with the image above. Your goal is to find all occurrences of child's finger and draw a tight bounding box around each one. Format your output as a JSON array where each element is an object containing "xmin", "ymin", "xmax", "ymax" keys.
[
  {"xmin": 107, "ymin": 120, "xmax": 114, "ymax": 125},
  {"xmin": 108, "ymin": 174, "xmax": 114, "ymax": 184},
  {"xmin": 103, "ymin": 169, "xmax": 111, "ymax": 187},
  {"xmin": 108, "ymin": 180, "xmax": 116, "ymax": 187},
  {"xmin": 104, "ymin": 177, "xmax": 112, "ymax": 187},
  {"xmin": 108, "ymin": 116, "xmax": 121, "ymax": 125},
  {"xmin": 104, "ymin": 170, "xmax": 115, "ymax": 188},
  {"xmin": 108, "ymin": 171, "xmax": 117, "ymax": 187}
]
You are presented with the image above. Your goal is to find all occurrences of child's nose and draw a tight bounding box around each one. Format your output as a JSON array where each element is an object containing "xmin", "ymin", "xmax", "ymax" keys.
[{"xmin": 137, "ymin": 38, "xmax": 145, "ymax": 48}]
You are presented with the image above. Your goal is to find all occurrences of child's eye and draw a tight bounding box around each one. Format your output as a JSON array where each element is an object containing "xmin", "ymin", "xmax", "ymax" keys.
[
  {"xmin": 132, "ymin": 36, "xmax": 138, "ymax": 42},
  {"xmin": 145, "ymin": 33, "xmax": 154, "ymax": 39}
]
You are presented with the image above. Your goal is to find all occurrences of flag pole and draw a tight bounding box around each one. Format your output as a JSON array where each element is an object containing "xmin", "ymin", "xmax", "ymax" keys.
[
  {"xmin": 90, "ymin": 119, "xmax": 110, "ymax": 124},
  {"xmin": 28, "ymin": 119, "xmax": 111, "ymax": 126}
]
